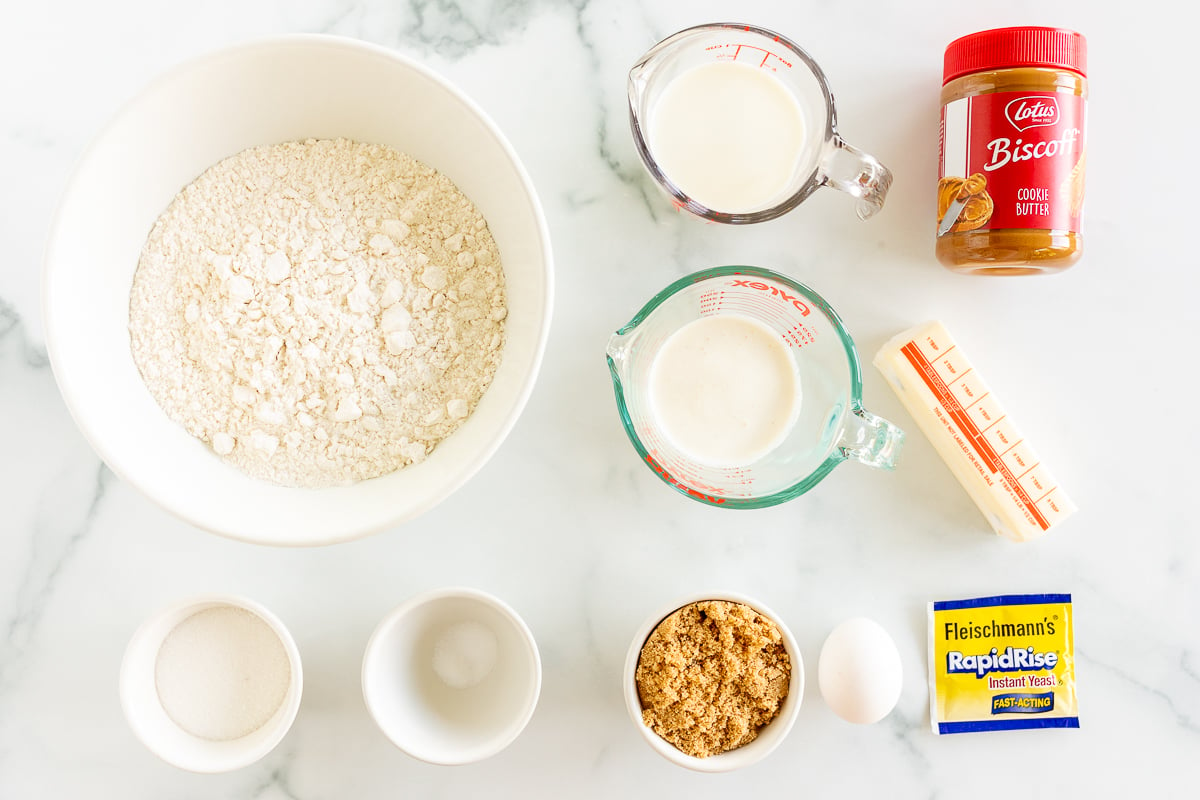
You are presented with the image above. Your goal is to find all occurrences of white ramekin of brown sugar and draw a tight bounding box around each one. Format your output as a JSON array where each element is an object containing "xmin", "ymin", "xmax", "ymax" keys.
[{"xmin": 622, "ymin": 591, "xmax": 804, "ymax": 772}]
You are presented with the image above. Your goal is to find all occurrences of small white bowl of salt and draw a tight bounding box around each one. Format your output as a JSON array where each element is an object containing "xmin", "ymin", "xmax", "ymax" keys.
[
  {"xmin": 362, "ymin": 587, "xmax": 541, "ymax": 764},
  {"xmin": 119, "ymin": 594, "xmax": 302, "ymax": 772}
]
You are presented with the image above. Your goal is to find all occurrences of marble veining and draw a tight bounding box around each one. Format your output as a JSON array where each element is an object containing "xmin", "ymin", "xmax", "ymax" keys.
[
  {"xmin": 1, "ymin": 0, "xmax": 1196, "ymax": 797},
  {"xmin": 1082, "ymin": 647, "xmax": 1199, "ymax": 734},
  {"xmin": 3, "ymin": 461, "xmax": 109, "ymax": 655},
  {"xmin": 250, "ymin": 754, "xmax": 304, "ymax": 800},
  {"xmin": 317, "ymin": 0, "xmax": 546, "ymax": 58},
  {"xmin": 0, "ymin": 298, "xmax": 49, "ymax": 370},
  {"xmin": 0, "ymin": 451, "xmax": 109, "ymax": 696}
]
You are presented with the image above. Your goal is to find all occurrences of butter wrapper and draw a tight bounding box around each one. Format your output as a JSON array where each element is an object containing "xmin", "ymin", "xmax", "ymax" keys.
[
  {"xmin": 874, "ymin": 320, "xmax": 1076, "ymax": 541},
  {"xmin": 929, "ymin": 593, "xmax": 1078, "ymax": 734}
]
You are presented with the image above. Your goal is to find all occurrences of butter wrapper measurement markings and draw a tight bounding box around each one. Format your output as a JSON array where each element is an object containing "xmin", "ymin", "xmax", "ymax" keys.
[
  {"xmin": 874, "ymin": 321, "xmax": 1075, "ymax": 541},
  {"xmin": 928, "ymin": 594, "xmax": 1078, "ymax": 734}
]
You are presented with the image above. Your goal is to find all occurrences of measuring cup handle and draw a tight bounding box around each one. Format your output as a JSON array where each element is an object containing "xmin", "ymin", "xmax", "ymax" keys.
[
  {"xmin": 838, "ymin": 408, "xmax": 904, "ymax": 470},
  {"xmin": 819, "ymin": 137, "xmax": 894, "ymax": 220}
]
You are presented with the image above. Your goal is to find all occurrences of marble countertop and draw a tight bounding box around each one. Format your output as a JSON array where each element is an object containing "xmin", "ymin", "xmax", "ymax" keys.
[{"xmin": 1, "ymin": 0, "xmax": 1194, "ymax": 796}]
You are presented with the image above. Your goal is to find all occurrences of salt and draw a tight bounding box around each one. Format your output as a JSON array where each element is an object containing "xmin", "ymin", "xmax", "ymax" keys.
[
  {"xmin": 432, "ymin": 621, "xmax": 498, "ymax": 689},
  {"xmin": 154, "ymin": 605, "xmax": 291, "ymax": 741}
]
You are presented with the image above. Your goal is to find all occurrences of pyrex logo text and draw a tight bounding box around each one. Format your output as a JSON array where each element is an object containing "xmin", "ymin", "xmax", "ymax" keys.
[
  {"xmin": 1004, "ymin": 96, "xmax": 1059, "ymax": 132},
  {"xmin": 729, "ymin": 279, "xmax": 811, "ymax": 316}
]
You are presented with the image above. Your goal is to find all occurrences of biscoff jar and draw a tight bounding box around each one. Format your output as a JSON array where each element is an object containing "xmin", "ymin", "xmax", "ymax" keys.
[{"xmin": 936, "ymin": 27, "xmax": 1087, "ymax": 275}]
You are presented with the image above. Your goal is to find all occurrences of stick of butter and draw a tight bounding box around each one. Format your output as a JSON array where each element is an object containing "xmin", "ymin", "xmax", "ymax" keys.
[{"xmin": 874, "ymin": 321, "xmax": 1075, "ymax": 541}]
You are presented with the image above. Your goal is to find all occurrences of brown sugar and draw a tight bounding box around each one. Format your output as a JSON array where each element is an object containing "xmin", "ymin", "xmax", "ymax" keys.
[{"xmin": 635, "ymin": 600, "xmax": 790, "ymax": 758}]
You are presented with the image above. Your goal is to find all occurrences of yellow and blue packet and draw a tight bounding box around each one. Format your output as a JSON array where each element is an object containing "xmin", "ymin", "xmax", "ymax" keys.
[{"xmin": 929, "ymin": 593, "xmax": 1078, "ymax": 734}]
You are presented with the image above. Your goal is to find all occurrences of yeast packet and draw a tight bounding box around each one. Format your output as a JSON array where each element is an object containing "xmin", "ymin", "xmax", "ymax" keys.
[{"xmin": 929, "ymin": 593, "xmax": 1078, "ymax": 734}]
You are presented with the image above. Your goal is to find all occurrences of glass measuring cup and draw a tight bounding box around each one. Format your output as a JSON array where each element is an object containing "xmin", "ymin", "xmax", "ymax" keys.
[
  {"xmin": 606, "ymin": 267, "xmax": 903, "ymax": 508},
  {"xmin": 628, "ymin": 23, "xmax": 893, "ymax": 223}
]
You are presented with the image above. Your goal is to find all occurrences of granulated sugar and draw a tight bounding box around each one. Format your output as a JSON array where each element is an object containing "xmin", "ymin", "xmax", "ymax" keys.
[
  {"xmin": 154, "ymin": 605, "xmax": 291, "ymax": 741},
  {"xmin": 129, "ymin": 138, "xmax": 506, "ymax": 487}
]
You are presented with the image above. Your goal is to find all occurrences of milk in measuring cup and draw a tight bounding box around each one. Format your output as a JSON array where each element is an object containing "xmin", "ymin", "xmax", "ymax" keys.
[
  {"xmin": 648, "ymin": 61, "xmax": 806, "ymax": 212},
  {"xmin": 648, "ymin": 314, "xmax": 801, "ymax": 467}
]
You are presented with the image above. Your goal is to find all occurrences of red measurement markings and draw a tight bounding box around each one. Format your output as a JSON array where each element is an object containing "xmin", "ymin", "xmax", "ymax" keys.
[
  {"xmin": 900, "ymin": 341, "xmax": 1050, "ymax": 530},
  {"xmin": 644, "ymin": 453, "xmax": 727, "ymax": 504},
  {"xmin": 705, "ymin": 43, "xmax": 793, "ymax": 70},
  {"xmin": 698, "ymin": 289, "xmax": 725, "ymax": 314}
]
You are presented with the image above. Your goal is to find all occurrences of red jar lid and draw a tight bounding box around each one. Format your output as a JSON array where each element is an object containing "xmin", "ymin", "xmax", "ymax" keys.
[{"xmin": 943, "ymin": 26, "xmax": 1087, "ymax": 83}]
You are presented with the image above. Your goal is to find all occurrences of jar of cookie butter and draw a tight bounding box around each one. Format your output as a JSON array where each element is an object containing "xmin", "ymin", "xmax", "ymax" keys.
[{"xmin": 937, "ymin": 27, "xmax": 1087, "ymax": 275}]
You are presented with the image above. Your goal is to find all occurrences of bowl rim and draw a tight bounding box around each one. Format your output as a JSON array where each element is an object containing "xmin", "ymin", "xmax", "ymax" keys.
[
  {"xmin": 40, "ymin": 34, "xmax": 554, "ymax": 546},
  {"xmin": 360, "ymin": 586, "xmax": 543, "ymax": 765},
  {"xmin": 118, "ymin": 593, "xmax": 304, "ymax": 772},
  {"xmin": 622, "ymin": 590, "xmax": 804, "ymax": 772}
]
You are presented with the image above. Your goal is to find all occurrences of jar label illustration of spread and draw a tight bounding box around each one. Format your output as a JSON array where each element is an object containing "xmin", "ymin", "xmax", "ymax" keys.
[{"xmin": 939, "ymin": 91, "xmax": 1086, "ymax": 234}]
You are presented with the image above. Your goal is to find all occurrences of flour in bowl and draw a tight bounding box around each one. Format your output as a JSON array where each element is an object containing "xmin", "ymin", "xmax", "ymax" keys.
[{"xmin": 129, "ymin": 138, "xmax": 506, "ymax": 487}]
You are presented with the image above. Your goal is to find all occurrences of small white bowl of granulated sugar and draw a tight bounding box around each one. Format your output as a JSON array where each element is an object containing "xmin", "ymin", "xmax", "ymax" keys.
[
  {"xmin": 120, "ymin": 594, "xmax": 303, "ymax": 772},
  {"xmin": 43, "ymin": 35, "xmax": 553, "ymax": 545}
]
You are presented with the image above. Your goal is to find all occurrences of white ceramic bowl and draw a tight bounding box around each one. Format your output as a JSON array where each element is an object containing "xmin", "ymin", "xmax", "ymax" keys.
[
  {"xmin": 43, "ymin": 35, "xmax": 553, "ymax": 545},
  {"xmin": 119, "ymin": 594, "xmax": 303, "ymax": 773},
  {"xmin": 361, "ymin": 587, "xmax": 541, "ymax": 765},
  {"xmin": 623, "ymin": 591, "xmax": 804, "ymax": 772}
]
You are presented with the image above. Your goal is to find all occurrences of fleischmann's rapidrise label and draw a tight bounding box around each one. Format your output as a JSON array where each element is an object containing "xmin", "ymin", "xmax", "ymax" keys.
[{"xmin": 928, "ymin": 593, "xmax": 1078, "ymax": 734}]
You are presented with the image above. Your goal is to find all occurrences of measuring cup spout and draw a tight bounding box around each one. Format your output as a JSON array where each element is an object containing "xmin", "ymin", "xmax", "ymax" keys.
[
  {"xmin": 837, "ymin": 408, "xmax": 904, "ymax": 470},
  {"xmin": 605, "ymin": 330, "xmax": 629, "ymax": 360},
  {"xmin": 606, "ymin": 330, "xmax": 635, "ymax": 381},
  {"xmin": 819, "ymin": 137, "xmax": 893, "ymax": 220}
]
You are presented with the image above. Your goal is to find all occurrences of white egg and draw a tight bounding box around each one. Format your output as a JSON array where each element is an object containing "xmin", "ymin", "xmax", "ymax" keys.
[{"xmin": 818, "ymin": 617, "xmax": 903, "ymax": 725}]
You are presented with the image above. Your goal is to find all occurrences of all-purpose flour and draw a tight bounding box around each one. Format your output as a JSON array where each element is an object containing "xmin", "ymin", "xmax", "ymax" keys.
[{"xmin": 129, "ymin": 139, "xmax": 506, "ymax": 487}]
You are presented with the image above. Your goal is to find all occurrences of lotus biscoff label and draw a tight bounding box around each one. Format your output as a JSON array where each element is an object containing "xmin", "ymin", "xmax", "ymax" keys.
[
  {"xmin": 928, "ymin": 593, "xmax": 1078, "ymax": 734},
  {"xmin": 939, "ymin": 91, "xmax": 1086, "ymax": 234}
]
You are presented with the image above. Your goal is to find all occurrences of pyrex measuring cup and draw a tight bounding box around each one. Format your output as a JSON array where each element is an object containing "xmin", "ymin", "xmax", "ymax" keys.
[
  {"xmin": 628, "ymin": 23, "xmax": 893, "ymax": 223},
  {"xmin": 606, "ymin": 267, "xmax": 903, "ymax": 508}
]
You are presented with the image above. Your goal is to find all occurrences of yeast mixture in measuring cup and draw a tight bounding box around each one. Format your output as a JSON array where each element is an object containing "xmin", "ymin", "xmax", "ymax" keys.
[
  {"xmin": 648, "ymin": 61, "xmax": 806, "ymax": 213},
  {"xmin": 648, "ymin": 314, "xmax": 801, "ymax": 468}
]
